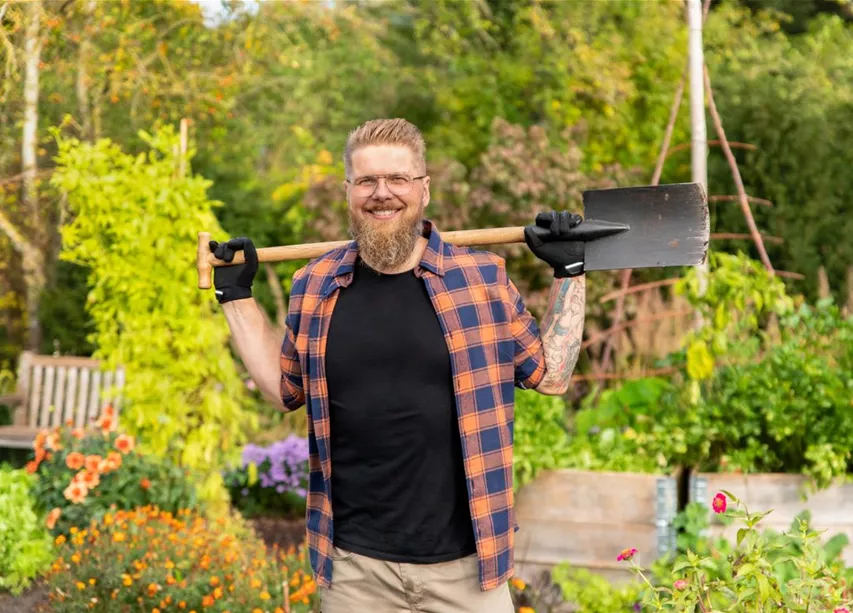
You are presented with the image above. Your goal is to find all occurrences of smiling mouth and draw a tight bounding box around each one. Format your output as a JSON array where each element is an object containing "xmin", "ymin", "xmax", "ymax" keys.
[{"xmin": 366, "ymin": 208, "xmax": 402, "ymax": 220}]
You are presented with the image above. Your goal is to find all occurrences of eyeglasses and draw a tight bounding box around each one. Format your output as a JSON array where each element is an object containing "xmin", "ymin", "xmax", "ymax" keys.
[{"xmin": 346, "ymin": 174, "xmax": 427, "ymax": 197}]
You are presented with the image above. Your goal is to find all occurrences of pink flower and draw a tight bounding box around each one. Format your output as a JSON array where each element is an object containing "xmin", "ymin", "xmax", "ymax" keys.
[
  {"xmin": 673, "ymin": 579, "xmax": 688, "ymax": 590},
  {"xmin": 616, "ymin": 547, "xmax": 638, "ymax": 562},
  {"xmin": 712, "ymin": 492, "xmax": 727, "ymax": 514},
  {"xmin": 834, "ymin": 608, "xmax": 850, "ymax": 613}
]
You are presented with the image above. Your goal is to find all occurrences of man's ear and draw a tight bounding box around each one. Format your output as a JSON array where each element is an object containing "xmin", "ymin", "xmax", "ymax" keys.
[{"xmin": 421, "ymin": 176, "xmax": 430, "ymax": 208}]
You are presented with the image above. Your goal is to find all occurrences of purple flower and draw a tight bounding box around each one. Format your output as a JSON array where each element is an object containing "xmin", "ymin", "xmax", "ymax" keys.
[{"xmin": 240, "ymin": 435, "xmax": 309, "ymax": 499}]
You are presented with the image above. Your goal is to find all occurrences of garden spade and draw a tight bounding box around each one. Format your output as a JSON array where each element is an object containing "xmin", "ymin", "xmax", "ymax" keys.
[{"xmin": 196, "ymin": 181, "xmax": 708, "ymax": 289}]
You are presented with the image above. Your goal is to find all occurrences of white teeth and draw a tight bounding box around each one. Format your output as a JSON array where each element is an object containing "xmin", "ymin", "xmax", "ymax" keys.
[{"xmin": 371, "ymin": 210, "xmax": 399, "ymax": 218}]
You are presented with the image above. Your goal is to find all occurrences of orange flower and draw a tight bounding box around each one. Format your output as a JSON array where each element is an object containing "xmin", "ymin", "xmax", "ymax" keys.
[
  {"xmin": 84, "ymin": 454, "xmax": 103, "ymax": 474},
  {"xmin": 202, "ymin": 595, "xmax": 215, "ymax": 607},
  {"xmin": 71, "ymin": 428, "xmax": 85, "ymax": 440},
  {"xmin": 66, "ymin": 452, "xmax": 85, "ymax": 470},
  {"xmin": 140, "ymin": 478, "xmax": 151, "ymax": 490},
  {"xmin": 25, "ymin": 460, "xmax": 39, "ymax": 474},
  {"xmin": 115, "ymin": 434, "xmax": 135, "ymax": 454},
  {"xmin": 34, "ymin": 430, "xmax": 47, "ymax": 451},
  {"xmin": 80, "ymin": 469, "xmax": 100, "ymax": 489},
  {"xmin": 64, "ymin": 481, "xmax": 88, "ymax": 504},
  {"xmin": 46, "ymin": 507, "xmax": 61, "ymax": 530},
  {"xmin": 46, "ymin": 432, "xmax": 62, "ymax": 451}
]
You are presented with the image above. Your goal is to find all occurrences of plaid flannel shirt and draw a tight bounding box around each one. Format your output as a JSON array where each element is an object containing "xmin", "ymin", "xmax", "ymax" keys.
[{"xmin": 279, "ymin": 220, "xmax": 546, "ymax": 591}]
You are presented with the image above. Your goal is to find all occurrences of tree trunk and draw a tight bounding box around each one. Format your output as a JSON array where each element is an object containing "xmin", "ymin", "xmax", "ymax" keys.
[
  {"xmin": 21, "ymin": 0, "xmax": 44, "ymax": 351},
  {"xmin": 75, "ymin": 2, "xmax": 95, "ymax": 141}
]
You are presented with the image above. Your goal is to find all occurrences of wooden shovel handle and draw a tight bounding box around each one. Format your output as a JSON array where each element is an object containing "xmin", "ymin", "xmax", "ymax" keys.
[{"xmin": 197, "ymin": 227, "xmax": 526, "ymax": 289}]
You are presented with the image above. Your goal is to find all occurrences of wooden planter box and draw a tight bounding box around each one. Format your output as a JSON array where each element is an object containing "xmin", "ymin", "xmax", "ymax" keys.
[
  {"xmin": 514, "ymin": 469, "xmax": 678, "ymax": 584},
  {"xmin": 689, "ymin": 473, "xmax": 853, "ymax": 565}
]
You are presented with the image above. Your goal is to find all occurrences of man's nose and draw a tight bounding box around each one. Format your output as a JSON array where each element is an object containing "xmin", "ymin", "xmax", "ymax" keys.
[{"xmin": 372, "ymin": 177, "xmax": 394, "ymax": 200}]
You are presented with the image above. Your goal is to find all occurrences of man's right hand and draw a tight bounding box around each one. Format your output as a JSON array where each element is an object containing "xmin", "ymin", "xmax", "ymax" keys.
[{"xmin": 209, "ymin": 237, "xmax": 258, "ymax": 304}]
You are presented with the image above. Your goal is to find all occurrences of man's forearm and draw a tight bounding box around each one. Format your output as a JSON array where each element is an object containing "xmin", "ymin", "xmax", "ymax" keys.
[
  {"xmin": 536, "ymin": 275, "xmax": 586, "ymax": 395},
  {"xmin": 221, "ymin": 298, "xmax": 285, "ymax": 410}
]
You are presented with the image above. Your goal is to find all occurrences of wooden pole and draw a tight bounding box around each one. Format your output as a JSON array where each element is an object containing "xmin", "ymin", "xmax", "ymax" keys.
[{"xmin": 687, "ymin": 0, "xmax": 709, "ymax": 298}]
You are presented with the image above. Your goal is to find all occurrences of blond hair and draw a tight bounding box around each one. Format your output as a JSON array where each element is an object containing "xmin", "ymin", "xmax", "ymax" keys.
[{"xmin": 343, "ymin": 118, "xmax": 426, "ymax": 179}]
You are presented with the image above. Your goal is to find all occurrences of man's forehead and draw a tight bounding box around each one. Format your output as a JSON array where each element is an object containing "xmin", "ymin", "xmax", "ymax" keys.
[{"xmin": 350, "ymin": 145, "xmax": 418, "ymax": 176}]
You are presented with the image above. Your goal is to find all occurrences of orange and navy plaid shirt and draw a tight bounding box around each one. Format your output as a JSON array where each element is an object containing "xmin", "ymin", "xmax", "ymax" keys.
[{"xmin": 279, "ymin": 220, "xmax": 546, "ymax": 591}]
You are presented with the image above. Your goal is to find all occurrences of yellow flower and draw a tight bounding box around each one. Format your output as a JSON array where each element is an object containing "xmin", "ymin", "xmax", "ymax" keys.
[
  {"xmin": 250, "ymin": 578, "xmax": 261, "ymax": 589},
  {"xmin": 55, "ymin": 534, "xmax": 66, "ymax": 546},
  {"xmin": 76, "ymin": 582, "xmax": 86, "ymax": 590},
  {"xmin": 519, "ymin": 608, "xmax": 536, "ymax": 613},
  {"xmin": 252, "ymin": 609, "xmax": 263, "ymax": 613},
  {"xmin": 113, "ymin": 532, "xmax": 126, "ymax": 542},
  {"xmin": 89, "ymin": 578, "xmax": 96, "ymax": 585},
  {"xmin": 260, "ymin": 591, "xmax": 271, "ymax": 600},
  {"xmin": 71, "ymin": 553, "xmax": 81, "ymax": 564},
  {"xmin": 511, "ymin": 577, "xmax": 526, "ymax": 590},
  {"xmin": 122, "ymin": 574, "xmax": 133, "ymax": 586}
]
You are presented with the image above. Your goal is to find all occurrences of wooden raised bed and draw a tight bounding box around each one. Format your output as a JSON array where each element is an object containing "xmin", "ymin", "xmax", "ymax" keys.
[
  {"xmin": 514, "ymin": 469, "xmax": 678, "ymax": 584},
  {"xmin": 689, "ymin": 473, "xmax": 853, "ymax": 565}
]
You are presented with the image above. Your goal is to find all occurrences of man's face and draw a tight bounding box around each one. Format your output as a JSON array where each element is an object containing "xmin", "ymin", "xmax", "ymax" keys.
[{"xmin": 345, "ymin": 144, "xmax": 430, "ymax": 272}]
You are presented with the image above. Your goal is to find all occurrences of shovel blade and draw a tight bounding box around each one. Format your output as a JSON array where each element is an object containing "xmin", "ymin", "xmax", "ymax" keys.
[{"xmin": 582, "ymin": 182, "xmax": 709, "ymax": 272}]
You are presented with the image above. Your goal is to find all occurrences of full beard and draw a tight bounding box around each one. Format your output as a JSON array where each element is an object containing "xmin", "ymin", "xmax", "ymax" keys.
[{"xmin": 348, "ymin": 205, "xmax": 424, "ymax": 272}]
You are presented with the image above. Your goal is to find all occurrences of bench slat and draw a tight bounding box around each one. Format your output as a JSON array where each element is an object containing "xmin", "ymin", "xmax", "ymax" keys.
[
  {"xmin": 63, "ymin": 367, "xmax": 78, "ymax": 426},
  {"xmin": 75, "ymin": 369, "xmax": 90, "ymax": 429},
  {"xmin": 86, "ymin": 370, "xmax": 101, "ymax": 425},
  {"xmin": 39, "ymin": 366, "xmax": 55, "ymax": 429},
  {"xmin": 52, "ymin": 366, "xmax": 66, "ymax": 428},
  {"xmin": 28, "ymin": 365, "xmax": 43, "ymax": 428}
]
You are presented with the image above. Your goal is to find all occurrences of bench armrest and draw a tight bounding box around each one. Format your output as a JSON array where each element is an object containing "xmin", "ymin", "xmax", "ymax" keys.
[{"xmin": 0, "ymin": 393, "xmax": 23, "ymax": 406}]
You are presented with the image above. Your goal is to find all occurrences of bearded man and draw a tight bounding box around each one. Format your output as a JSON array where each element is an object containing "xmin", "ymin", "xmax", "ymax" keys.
[{"xmin": 210, "ymin": 118, "xmax": 585, "ymax": 613}]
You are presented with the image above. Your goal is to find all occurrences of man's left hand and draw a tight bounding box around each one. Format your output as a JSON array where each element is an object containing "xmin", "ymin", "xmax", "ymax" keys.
[{"xmin": 524, "ymin": 211, "xmax": 585, "ymax": 278}]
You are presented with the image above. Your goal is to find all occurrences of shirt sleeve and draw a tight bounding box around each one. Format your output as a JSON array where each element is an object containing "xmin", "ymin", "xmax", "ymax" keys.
[
  {"xmin": 280, "ymin": 270, "xmax": 307, "ymax": 411},
  {"xmin": 502, "ymin": 263, "xmax": 546, "ymax": 390}
]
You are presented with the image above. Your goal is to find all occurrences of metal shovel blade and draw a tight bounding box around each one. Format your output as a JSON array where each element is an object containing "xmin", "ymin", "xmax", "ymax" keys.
[{"xmin": 582, "ymin": 182, "xmax": 709, "ymax": 271}]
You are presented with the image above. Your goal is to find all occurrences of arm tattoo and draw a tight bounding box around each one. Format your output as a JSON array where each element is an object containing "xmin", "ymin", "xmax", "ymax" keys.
[{"xmin": 537, "ymin": 276, "xmax": 586, "ymax": 393}]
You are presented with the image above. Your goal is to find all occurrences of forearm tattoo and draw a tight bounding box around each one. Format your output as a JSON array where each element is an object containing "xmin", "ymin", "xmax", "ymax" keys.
[{"xmin": 538, "ymin": 276, "xmax": 586, "ymax": 392}]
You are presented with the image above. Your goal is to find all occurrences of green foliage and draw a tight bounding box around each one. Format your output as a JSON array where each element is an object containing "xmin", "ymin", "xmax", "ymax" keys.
[
  {"xmin": 631, "ymin": 492, "xmax": 853, "ymax": 611},
  {"xmin": 704, "ymin": 6, "xmax": 853, "ymax": 303},
  {"xmin": 676, "ymin": 251, "xmax": 794, "ymax": 380},
  {"xmin": 49, "ymin": 124, "xmax": 257, "ymax": 506},
  {"xmin": 551, "ymin": 564, "xmax": 643, "ymax": 613},
  {"xmin": 512, "ymin": 389, "xmax": 571, "ymax": 490},
  {"xmin": 672, "ymin": 301, "xmax": 853, "ymax": 486},
  {"xmin": 0, "ymin": 465, "xmax": 54, "ymax": 596},
  {"xmin": 46, "ymin": 506, "xmax": 320, "ymax": 613},
  {"xmin": 28, "ymin": 416, "xmax": 202, "ymax": 537}
]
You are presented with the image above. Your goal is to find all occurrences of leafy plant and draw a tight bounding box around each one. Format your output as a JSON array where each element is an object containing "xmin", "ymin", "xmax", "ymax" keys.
[
  {"xmin": 0, "ymin": 465, "xmax": 54, "ymax": 595},
  {"xmin": 223, "ymin": 435, "xmax": 309, "ymax": 519},
  {"xmin": 625, "ymin": 491, "xmax": 853, "ymax": 611},
  {"xmin": 45, "ymin": 505, "xmax": 319, "ymax": 613},
  {"xmin": 512, "ymin": 389, "xmax": 572, "ymax": 489},
  {"xmin": 50, "ymin": 124, "xmax": 258, "ymax": 508},
  {"xmin": 27, "ymin": 405, "xmax": 202, "ymax": 536}
]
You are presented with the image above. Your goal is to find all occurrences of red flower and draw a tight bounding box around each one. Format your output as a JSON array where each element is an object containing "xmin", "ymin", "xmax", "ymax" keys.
[
  {"xmin": 616, "ymin": 547, "xmax": 637, "ymax": 562},
  {"xmin": 712, "ymin": 492, "xmax": 727, "ymax": 514},
  {"xmin": 140, "ymin": 478, "xmax": 151, "ymax": 490}
]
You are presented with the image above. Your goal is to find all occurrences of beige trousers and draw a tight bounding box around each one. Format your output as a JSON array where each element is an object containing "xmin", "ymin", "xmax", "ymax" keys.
[{"xmin": 319, "ymin": 547, "xmax": 515, "ymax": 613}]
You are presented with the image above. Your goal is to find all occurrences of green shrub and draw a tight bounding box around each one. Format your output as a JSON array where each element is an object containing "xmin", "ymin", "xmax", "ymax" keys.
[
  {"xmin": 28, "ymin": 407, "xmax": 203, "ymax": 536},
  {"xmin": 513, "ymin": 389, "xmax": 572, "ymax": 489},
  {"xmin": 0, "ymin": 465, "xmax": 54, "ymax": 595}
]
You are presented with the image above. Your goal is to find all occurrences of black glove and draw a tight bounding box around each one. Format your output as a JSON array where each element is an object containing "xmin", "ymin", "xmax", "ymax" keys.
[
  {"xmin": 208, "ymin": 237, "xmax": 258, "ymax": 304},
  {"xmin": 523, "ymin": 211, "xmax": 585, "ymax": 278}
]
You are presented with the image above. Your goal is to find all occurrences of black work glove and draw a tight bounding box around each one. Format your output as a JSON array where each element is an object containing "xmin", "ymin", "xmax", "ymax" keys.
[
  {"xmin": 208, "ymin": 237, "xmax": 258, "ymax": 304},
  {"xmin": 523, "ymin": 211, "xmax": 585, "ymax": 278}
]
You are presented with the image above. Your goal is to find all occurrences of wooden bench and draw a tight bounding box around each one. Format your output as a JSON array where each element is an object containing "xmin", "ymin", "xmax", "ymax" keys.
[{"xmin": 0, "ymin": 351, "xmax": 125, "ymax": 449}]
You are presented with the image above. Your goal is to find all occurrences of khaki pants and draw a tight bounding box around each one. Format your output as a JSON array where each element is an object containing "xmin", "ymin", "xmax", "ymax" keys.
[{"xmin": 319, "ymin": 547, "xmax": 515, "ymax": 613}]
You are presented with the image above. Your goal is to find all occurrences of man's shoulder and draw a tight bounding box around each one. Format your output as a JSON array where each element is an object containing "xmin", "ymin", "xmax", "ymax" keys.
[
  {"xmin": 290, "ymin": 243, "xmax": 353, "ymax": 295},
  {"xmin": 442, "ymin": 243, "xmax": 508, "ymax": 282}
]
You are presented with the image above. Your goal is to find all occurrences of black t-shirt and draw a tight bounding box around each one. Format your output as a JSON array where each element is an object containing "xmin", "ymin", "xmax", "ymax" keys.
[{"xmin": 324, "ymin": 258, "xmax": 477, "ymax": 563}]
